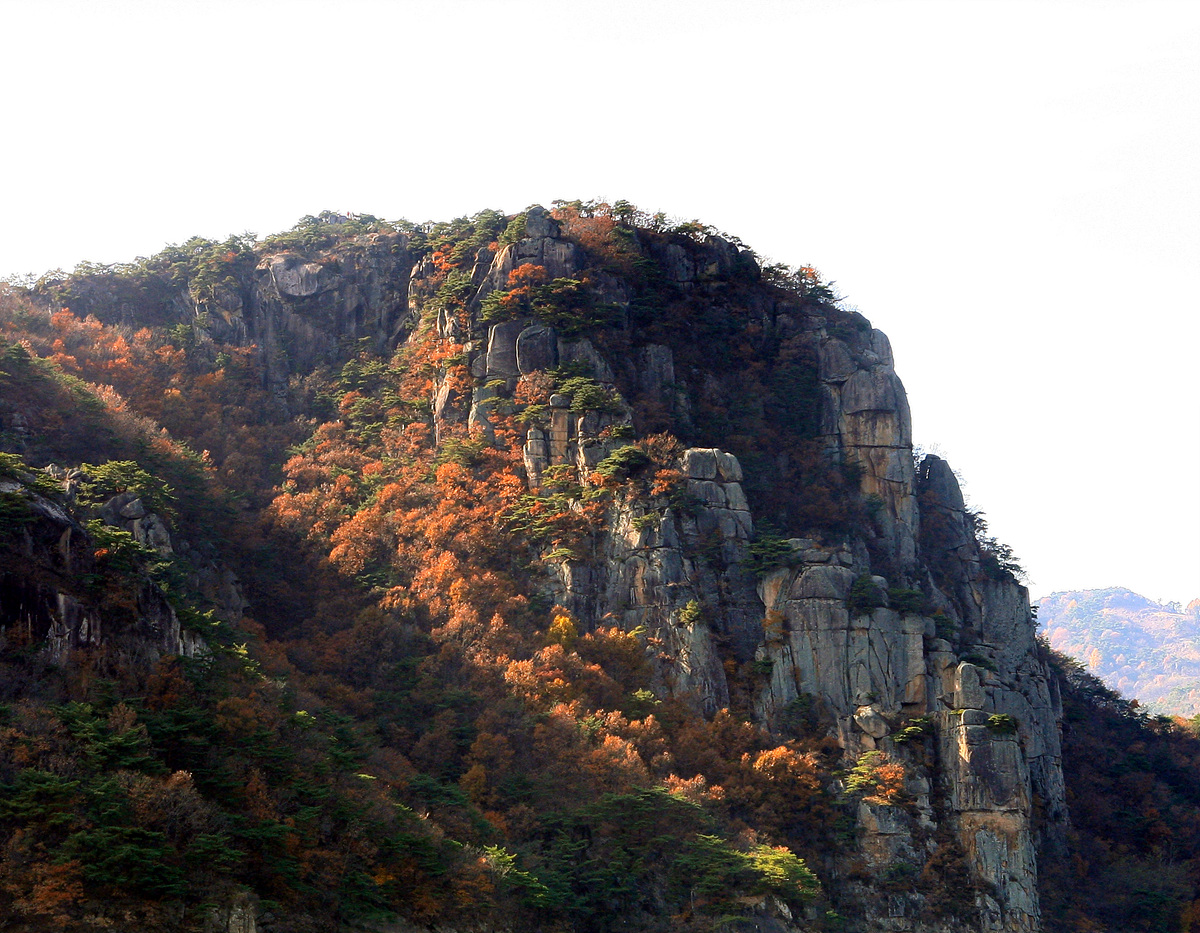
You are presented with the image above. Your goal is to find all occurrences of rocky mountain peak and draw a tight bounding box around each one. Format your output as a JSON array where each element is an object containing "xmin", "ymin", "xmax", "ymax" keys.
[{"xmin": 0, "ymin": 204, "xmax": 1109, "ymax": 932}]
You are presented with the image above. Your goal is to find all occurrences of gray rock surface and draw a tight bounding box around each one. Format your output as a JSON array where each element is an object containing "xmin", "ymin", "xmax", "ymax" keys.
[
  {"xmin": 486, "ymin": 320, "xmax": 527, "ymax": 378},
  {"xmin": 523, "ymin": 205, "xmax": 558, "ymax": 239},
  {"xmin": 204, "ymin": 894, "xmax": 257, "ymax": 933},
  {"xmin": 471, "ymin": 209, "xmax": 582, "ymax": 313},
  {"xmin": 246, "ymin": 234, "xmax": 416, "ymax": 403},
  {"xmin": 549, "ymin": 448, "xmax": 759, "ymax": 715},
  {"xmin": 525, "ymin": 302, "xmax": 1064, "ymax": 931},
  {"xmin": 516, "ymin": 324, "xmax": 558, "ymax": 374},
  {"xmin": 267, "ymin": 256, "xmax": 338, "ymax": 299},
  {"xmin": 558, "ymin": 338, "xmax": 615, "ymax": 382},
  {"xmin": 0, "ymin": 485, "xmax": 207, "ymax": 668}
]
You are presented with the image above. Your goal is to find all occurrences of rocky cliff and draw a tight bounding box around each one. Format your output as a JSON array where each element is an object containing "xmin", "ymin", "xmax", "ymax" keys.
[
  {"xmin": 4, "ymin": 205, "xmax": 1072, "ymax": 932},
  {"xmin": 0, "ymin": 470, "xmax": 207, "ymax": 669},
  {"xmin": 418, "ymin": 207, "xmax": 1067, "ymax": 931}
]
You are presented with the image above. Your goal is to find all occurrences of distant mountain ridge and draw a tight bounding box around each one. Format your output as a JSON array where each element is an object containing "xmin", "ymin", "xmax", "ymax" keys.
[{"xmin": 1038, "ymin": 587, "xmax": 1200, "ymax": 715}]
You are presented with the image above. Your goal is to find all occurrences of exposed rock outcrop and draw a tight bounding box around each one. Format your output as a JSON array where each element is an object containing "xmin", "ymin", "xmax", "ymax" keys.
[
  {"xmin": 17, "ymin": 204, "xmax": 1069, "ymax": 931},
  {"xmin": 469, "ymin": 222, "xmax": 1068, "ymax": 930},
  {"xmin": 0, "ymin": 481, "xmax": 206, "ymax": 667},
  {"xmin": 212, "ymin": 209, "xmax": 1065, "ymax": 931},
  {"xmin": 819, "ymin": 327, "xmax": 918, "ymax": 572},
  {"xmin": 472, "ymin": 206, "xmax": 581, "ymax": 311},
  {"xmin": 550, "ymin": 447, "xmax": 759, "ymax": 715},
  {"xmin": 246, "ymin": 234, "xmax": 416, "ymax": 400},
  {"xmin": 204, "ymin": 893, "xmax": 258, "ymax": 933}
]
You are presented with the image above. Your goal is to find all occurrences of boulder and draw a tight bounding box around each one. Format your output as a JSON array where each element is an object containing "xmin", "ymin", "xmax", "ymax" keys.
[
  {"xmin": 131, "ymin": 513, "xmax": 173, "ymax": 554},
  {"xmin": 682, "ymin": 448, "xmax": 719, "ymax": 480},
  {"xmin": 917, "ymin": 455, "xmax": 967, "ymax": 512},
  {"xmin": 954, "ymin": 662, "xmax": 987, "ymax": 709},
  {"xmin": 524, "ymin": 205, "xmax": 558, "ymax": 239},
  {"xmin": 724, "ymin": 483, "xmax": 749, "ymax": 511},
  {"xmin": 714, "ymin": 451, "xmax": 743, "ymax": 482},
  {"xmin": 688, "ymin": 480, "xmax": 726, "ymax": 508},
  {"xmin": 854, "ymin": 704, "xmax": 891, "ymax": 738},
  {"xmin": 790, "ymin": 565, "xmax": 856, "ymax": 601},
  {"xmin": 486, "ymin": 320, "xmax": 526, "ymax": 378},
  {"xmin": 118, "ymin": 496, "xmax": 147, "ymax": 520},
  {"xmin": 516, "ymin": 325, "xmax": 558, "ymax": 374}
]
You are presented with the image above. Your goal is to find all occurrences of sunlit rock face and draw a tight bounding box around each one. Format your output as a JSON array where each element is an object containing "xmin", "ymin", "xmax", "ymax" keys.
[
  {"xmin": 454, "ymin": 223, "xmax": 1067, "ymax": 931},
  {"xmin": 35, "ymin": 210, "xmax": 1063, "ymax": 930},
  {"xmin": 549, "ymin": 447, "xmax": 759, "ymax": 717},
  {"xmin": 229, "ymin": 216, "xmax": 1065, "ymax": 931}
]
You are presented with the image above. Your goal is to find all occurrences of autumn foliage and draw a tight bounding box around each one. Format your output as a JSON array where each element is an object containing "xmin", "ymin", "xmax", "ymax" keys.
[{"xmin": 6, "ymin": 205, "xmax": 1194, "ymax": 933}]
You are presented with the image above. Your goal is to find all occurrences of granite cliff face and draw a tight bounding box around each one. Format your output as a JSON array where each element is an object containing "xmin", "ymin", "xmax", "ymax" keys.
[
  {"xmin": 10, "ymin": 206, "xmax": 1069, "ymax": 932},
  {"xmin": 40, "ymin": 225, "xmax": 417, "ymax": 409},
  {"xmin": 170, "ymin": 206, "xmax": 1064, "ymax": 931},
  {"xmin": 413, "ymin": 208, "xmax": 1064, "ymax": 931},
  {"xmin": 0, "ymin": 473, "xmax": 207, "ymax": 670}
]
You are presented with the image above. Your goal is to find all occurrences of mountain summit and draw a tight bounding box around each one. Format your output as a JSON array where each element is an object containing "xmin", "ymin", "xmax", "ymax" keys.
[{"xmin": 0, "ymin": 204, "xmax": 1194, "ymax": 932}]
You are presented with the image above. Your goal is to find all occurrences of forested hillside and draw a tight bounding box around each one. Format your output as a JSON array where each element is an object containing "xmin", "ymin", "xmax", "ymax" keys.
[
  {"xmin": 1039, "ymin": 588, "xmax": 1200, "ymax": 715},
  {"xmin": 2, "ymin": 205, "xmax": 1199, "ymax": 933}
]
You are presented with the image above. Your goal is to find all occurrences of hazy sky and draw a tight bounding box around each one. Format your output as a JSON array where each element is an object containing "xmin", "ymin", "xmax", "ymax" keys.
[{"xmin": 3, "ymin": 0, "xmax": 1198, "ymax": 604}]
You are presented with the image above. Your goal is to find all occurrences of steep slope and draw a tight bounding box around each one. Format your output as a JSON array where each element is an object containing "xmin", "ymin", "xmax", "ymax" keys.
[
  {"xmin": 1038, "ymin": 588, "xmax": 1200, "ymax": 715},
  {"xmin": 0, "ymin": 203, "xmax": 1142, "ymax": 933},
  {"xmin": 1039, "ymin": 648, "xmax": 1200, "ymax": 933},
  {"xmin": 0, "ymin": 342, "xmax": 493, "ymax": 932},
  {"xmin": 427, "ymin": 205, "xmax": 1065, "ymax": 931}
]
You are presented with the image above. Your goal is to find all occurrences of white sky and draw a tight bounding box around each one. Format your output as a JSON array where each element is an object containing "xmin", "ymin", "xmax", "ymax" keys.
[{"xmin": 3, "ymin": 0, "xmax": 1198, "ymax": 604}]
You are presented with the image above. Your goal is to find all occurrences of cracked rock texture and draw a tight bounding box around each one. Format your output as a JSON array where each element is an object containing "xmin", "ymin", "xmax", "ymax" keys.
[
  {"xmin": 460, "ymin": 217, "xmax": 1066, "ymax": 931},
  {"xmin": 31, "ymin": 207, "xmax": 1066, "ymax": 931}
]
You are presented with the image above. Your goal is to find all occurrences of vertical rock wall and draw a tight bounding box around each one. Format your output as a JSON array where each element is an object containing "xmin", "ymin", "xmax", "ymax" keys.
[
  {"xmin": 505, "ymin": 287, "xmax": 1064, "ymax": 930},
  {"xmin": 247, "ymin": 233, "xmax": 416, "ymax": 401},
  {"xmin": 237, "ymin": 211, "xmax": 1066, "ymax": 932},
  {"xmin": 550, "ymin": 447, "xmax": 761, "ymax": 715},
  {"xmin": 819, "ymin": 327, "xmax": 918, "ymax": 572},
  {"xmin": 0, "ymin": 483, "xmax": 207, "ymax": 667},
  {"xmin": 20, "ymin": 206, "xmax": 1067, "ymax": 931}
]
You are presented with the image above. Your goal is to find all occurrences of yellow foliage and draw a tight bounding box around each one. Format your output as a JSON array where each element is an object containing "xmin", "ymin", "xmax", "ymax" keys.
[{"xmin": 548, "ymin": 610, "xmax": 578, "ymax": 649}]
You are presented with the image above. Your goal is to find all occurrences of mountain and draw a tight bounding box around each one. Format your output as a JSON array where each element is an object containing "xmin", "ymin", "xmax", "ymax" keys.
[
  {"xmin": 0, "ymin": 204, "xmax": 1197, "ymax": 933},
  {"xmin": 1038, "ymin": 587, "xmax": 1200, "ymax": 715}
]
